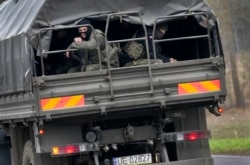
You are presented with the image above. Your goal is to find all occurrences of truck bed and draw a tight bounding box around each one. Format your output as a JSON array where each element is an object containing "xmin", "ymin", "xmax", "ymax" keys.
[{"xmin": 0, "ymin": 57, "xmax": 226, "ymax": 122}]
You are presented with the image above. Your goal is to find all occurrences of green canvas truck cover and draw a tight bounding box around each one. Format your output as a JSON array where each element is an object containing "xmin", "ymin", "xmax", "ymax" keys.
[{"xmin": 0, "ymin": 0, "xmax": 216, "ymax": 95}]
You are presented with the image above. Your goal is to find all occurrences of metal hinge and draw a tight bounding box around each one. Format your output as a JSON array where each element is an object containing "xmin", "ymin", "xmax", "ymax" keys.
[
  {"xmin": 33, "ymin": 79, "xmax": 45, "ymax": 88},
  {"xmin": 212, "ymin": 56, "xmax": 224, "ymax": 69}
]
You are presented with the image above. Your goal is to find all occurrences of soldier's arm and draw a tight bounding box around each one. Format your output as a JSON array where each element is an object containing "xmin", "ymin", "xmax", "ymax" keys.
[{"xmin": 67, "ymin": 30, "xmax": 105, "ymax": 50}]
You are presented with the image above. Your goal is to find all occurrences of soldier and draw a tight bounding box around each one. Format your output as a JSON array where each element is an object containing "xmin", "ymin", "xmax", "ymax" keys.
[
  {"xmin": 120, "ymin": 22, "xmax": 177, "ymax": 67},
  {"xmin": 65, "ymin": 19, "xmax": 118, "ymax": 72},
  {"xmin": 48, "ymin": 29, "xmax": 76, "ymax": 75}
]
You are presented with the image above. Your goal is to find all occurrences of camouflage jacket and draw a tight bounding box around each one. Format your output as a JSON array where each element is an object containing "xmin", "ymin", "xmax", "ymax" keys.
[
  {"xmin": 68, "ymin": 29, "xmax": 118, "ymax": 66},
  {"xmin": 67, "ymin": 29, "xmax": 106, "ymax": 64},
  {"xmin": 124, "ymin": 28, "xmax": 170, "ymax": 63}
]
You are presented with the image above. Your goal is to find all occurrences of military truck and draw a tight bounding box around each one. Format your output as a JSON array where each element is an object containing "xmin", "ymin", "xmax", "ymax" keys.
[{"xmin": 0, "ymin": 0, "xmax": 226, "ymax": 165}]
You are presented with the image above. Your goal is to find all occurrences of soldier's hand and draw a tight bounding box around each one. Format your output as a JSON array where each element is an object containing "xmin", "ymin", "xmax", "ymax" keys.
[
  {"xmin": 169, "ymin": 58, "xmax": 177, "ymax": 63},
  {"xmin": 74, "ymin": 37, "xmax": 83, "ymax": 43},
  {"xmin": 65, "ymin": 51, "xmax": 71, "ymax": 58}
]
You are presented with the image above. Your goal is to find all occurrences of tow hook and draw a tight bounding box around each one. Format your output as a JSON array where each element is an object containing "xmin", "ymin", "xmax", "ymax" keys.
[{"xmin": 123, "ymin": 124, "xmax": 134, "ymax": 141}]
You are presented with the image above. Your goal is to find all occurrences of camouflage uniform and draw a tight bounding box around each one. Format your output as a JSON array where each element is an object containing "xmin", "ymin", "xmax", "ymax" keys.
[
  {"xmin": 123, "ymin": 59, "xmax": 163, "ymax": 67},
  {"xmin": 67, "ymin": 29, "xmax": 118, "ymax": 72},
  {"xmin": 120, "ymin": 27, "xmax": 170, "ymax": 67}
]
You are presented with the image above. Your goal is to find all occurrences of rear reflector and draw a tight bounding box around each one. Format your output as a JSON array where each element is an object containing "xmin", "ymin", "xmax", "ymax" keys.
[
  {"xmin": 40, "ymin": 95, "xmax": 85, "ymax": 111},
  {"xmin": 178, "ymin": 80, "xmax": 221, "ymax": 95},
  {"xmin": 162, "ymin": 130, "xmax": 211, "ymax": 142}
]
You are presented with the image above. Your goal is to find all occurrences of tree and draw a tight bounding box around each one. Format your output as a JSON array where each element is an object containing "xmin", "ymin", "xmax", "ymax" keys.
[
  {"xmin": 207, "ymin": 0, "xmax": 245, "ymax": 109},
  {"xmin": 231, "ymin": 0, "xmax": 250, "ymax": 100}
]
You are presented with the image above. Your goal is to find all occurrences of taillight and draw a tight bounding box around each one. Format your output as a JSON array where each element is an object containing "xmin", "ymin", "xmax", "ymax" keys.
[
  {"xmin": 184, "ymin": 131, "xmax": 210, "ymax": 141},
  {"xmin": 52, "ymin": 145, "xmax": 79, "ymax": 156},
  {"xmin": 39, "ymin": 128, "xmax": 45, "ymax": 135},
  {"xmin": 162, "ymin": 130, "xmax": 211, "ymax": 142},
  {"xmin": 66, "ymin": 145, "xmax": 79, "ymax": 154},
  {"xmin": 218, "ymin": 107, "xmax": 224, "ymax": 113},
  {"xmin": 51, "ymin": 142, "xmax": 99, "ymax": 156}
]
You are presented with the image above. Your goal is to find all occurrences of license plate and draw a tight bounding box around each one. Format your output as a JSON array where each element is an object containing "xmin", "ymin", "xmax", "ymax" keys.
[{"xmin": 112, "ymin": 153, "xmax": 152, "ymax": 165}]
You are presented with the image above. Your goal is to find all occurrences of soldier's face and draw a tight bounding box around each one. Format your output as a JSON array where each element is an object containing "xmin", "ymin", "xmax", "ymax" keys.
[
  {"xmin": 155, "ymin": 27, "xmax": 167, "ymax": 39},
  {"xmin": 78, "ymin": 26, "xmax": 88, "ymax": 39}
]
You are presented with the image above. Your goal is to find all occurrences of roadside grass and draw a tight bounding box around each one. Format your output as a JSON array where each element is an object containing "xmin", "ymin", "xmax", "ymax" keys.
[
  {"xmin": 206, "ymin": 109, "xmax": 250, "ymax": 155},
  {"xmin": 209, "ymin": 138, "xmax": 250, "ymax": 155}
]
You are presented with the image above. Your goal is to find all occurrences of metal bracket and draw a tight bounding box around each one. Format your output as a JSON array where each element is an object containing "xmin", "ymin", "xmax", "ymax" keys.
[
  {"xmin": 212, "ymin": 56, "xmax": 224, "ymax": 69},
  {"xmin": 33, "ymin": 122, "xmax": 42, "ymax": 153},
  {"xmin": 21, "ymin": 119, "xmax": 28, "ymax": 127},
  {"xmin": 123, "ymin": 124, "xmax": 135, "ymax": 141},
  {"xmin": 45, "ymin": 113, "xmax": 52, "ymax": 121},
  {"xmin": 214, "ymin": 94, "xmax": 220, "ymax": 102},
  {"xmin": 101, "ymin": 107, "xmax": 107, "ymax": 115},
  {"xmin": 34, "ymin": 79, "xmax": 45, "ymax": 88},
  {"xmin": 164, "ymin": 88, "xmax": 171, "ymax": 95},
  {"xmin": 93, "ymin": 96, "xmax": 100, "ymax": 103},
  {"xmin": 206, "ymin": 104, "xmax": 221, "ymax": 116},
  {"xmin": 160, "ymin": 100, "xmax": 166, "ymax": 109}
]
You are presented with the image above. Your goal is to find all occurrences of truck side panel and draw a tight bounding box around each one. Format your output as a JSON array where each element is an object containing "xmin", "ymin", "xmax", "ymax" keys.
[{"xmin": 0, "ymin": 93, "xmax": 35, "ymax": 121}]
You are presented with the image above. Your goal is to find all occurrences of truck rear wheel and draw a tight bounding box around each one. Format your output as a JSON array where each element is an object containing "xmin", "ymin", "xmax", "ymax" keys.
[
  {"xmin": 22, "ymin": 140, "xmax": 35, "ymax": 165},
  {"xmin": 22, "ymin": 140, "xmax": 70, "ymax": 165}
]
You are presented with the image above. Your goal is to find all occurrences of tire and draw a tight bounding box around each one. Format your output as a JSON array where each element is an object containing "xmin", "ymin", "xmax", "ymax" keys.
[
  {"xmin": 22, "ymin": 140, "xmax": 70, "ymax": 165},
  {"xmin": 22, "ymin": 140, "xmax": 35, "ymax": 165}
]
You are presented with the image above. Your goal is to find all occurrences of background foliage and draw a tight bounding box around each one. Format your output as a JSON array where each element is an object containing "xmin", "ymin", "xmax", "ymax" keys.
[{"xmin": 207, "ymin": 0, "xmax": 250, "ymax": 109}]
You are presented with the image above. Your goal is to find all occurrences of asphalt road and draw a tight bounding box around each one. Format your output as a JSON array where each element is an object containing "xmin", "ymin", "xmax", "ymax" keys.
[{"xmin": 213, "ymin": 155, "xmax": 250, "ymax": 165}]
